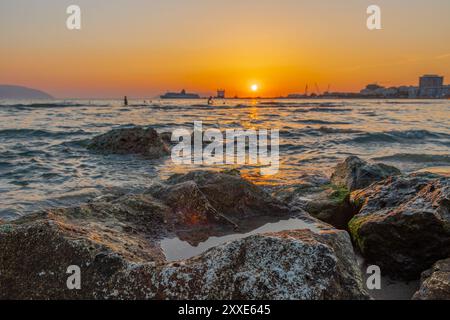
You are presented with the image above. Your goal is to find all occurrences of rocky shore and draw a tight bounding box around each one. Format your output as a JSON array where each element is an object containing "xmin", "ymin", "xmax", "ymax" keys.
[
  {"xmin": 0, "ymin": 127, "xmax": 448, "ymax": 300},
  {"xmin": 0, "ymin": 169, "xmax": 368, "ymax": 299}
]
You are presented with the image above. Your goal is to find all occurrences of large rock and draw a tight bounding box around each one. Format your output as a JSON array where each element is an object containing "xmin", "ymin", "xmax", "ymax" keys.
[
  {"xmin": 331, "ymin": 156, "xmax": 401, "ymax": 191},
  {"xmin": 349, "ymin": 173, "xmax": 450, "ymax": 280},
  {"xmin": 273, "ymin": 173, "xmax": 357, "ymax": 229},
  {"xmin": 0, "ymin": 203, "xmax": 166, "ymax": 299},
  {"xmin": 156, "ymin": 170, "xmax": 291, "ymax": 222},
  {"xmin": 413, "ymin": 258, "xmax": 450, "ymax": 300},
  {"xmin": 147, "ymin": 170, "xmax": 294, "ymax": 244},
  {"xmin": 0, "ymin": 170, "xmax": 369, "ymax": 300},
  {"xmin": 88, "ymin": 127, "xmax": 169, "ymax": 158},
  {"xmin": 0, "ymin": 214, "xmax": 368, "ymax": 299},
  {"xmin": 110, "ymin": 229, "xmax": 369, "ymax": 300},
  {"xmin": 279, "ymin": 183, "xmax": 356, "ymax": 230}
]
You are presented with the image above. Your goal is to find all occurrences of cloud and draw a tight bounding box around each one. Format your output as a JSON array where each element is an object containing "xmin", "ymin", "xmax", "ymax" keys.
[{"xmin": 435, "ymin": 53, "xmax": 450, "ymax": 60}]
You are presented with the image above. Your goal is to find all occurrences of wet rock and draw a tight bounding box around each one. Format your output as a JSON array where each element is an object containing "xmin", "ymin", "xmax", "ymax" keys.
[
  {"xmin": 158, "ymin": 180, "xmax": 235, "ymax": 226},
  {"xmin": 0, "ymin": 168, "xmax": 369, "ymax": 299},
  {"xmin": 147, "ymin": 170, "xmax": 296, "ymax": 244},
  {"xmin": 280, "ymin": 184, "xmax": 356, "ymax": 229},
  {"xmin": 274, "ymin": 175, "xmax": 356, "ymax": 229},
  {"xmin": 0, "ymin": 200, "xmax": 368, "ymax": 299},
  {"xmin": 150, "ymin": 180, "xmax": 239, "ymax": 244},
  {"xmin": 349, "ymin": 173, "xmax": 450, "ymax": 280},
  {"xmin": 413, "ymin": 258, "xmax": 450, "ymax": 300},
  {"xmin": 331, "ymin": 156, "xmax": 401, "ymax": 191},
  {"xmin": 298, "ymin": 186, "xmax": 356, "ymax": 230},
  {"xmin": 0, "ymin": 203, "xmax": 166, "ymax": 299},
  {"xmin": 160, "ymin": 170, "xmax": 292, "ymax": 222},
  {"xmin": 272, "ymin": 174, "xmax": 330, "ymax": 202},
  {"xmin": 88, "ymin": 127, "xmax": 170, "ymax": 158},
  {"xmin": 109, "ymin": 229, "xmax": 369, "ymax": 300}
]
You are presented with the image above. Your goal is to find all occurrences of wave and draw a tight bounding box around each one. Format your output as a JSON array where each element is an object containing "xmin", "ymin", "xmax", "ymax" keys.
[
  {"xmin": 280, "ymin": 126, "xmax": 362, "ymax": 138},
  {"xmin": 258, "ymin": 101, "xmax": 344, "ymax": 107},
  {"xmin": 0, "ymin": 161, "xmax": 13, "ymax": 169},
  {"xmin": 316, "ymin": 126, "xmax": 362, "ymax": 134},
  {"xmin": 349, "ymin": 130, "xmax": 450, "ymax": 144},
  {"xmin": 308, "ymin": 107, "xmax": 352, "ymax": 113},
  {"xmin": 0, "ymin": 128, "xmax": 87, "ymax": 139},
  {"xmin": 0, "ymin": 103, "xmax": 109, "ymax": 109},
  {"xmin": 374, "ymin": 101, "xmax": 437, "ymax": 105},
  {"xmin": 372, "ymin": 153, "xmax": 450, "ymax": 164},
  {"xmin": 295, "ymin": 119, "xmax": 351, "ymax": 125},
  {"xmin": 1, "ymin": 103, "xmax": 83, "ymax": 108}
]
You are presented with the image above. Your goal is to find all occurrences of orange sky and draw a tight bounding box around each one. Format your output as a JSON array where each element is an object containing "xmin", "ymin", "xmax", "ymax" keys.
[{"xmin": 1, "ymin": 0, "xmax": 449, "ymax": 98}]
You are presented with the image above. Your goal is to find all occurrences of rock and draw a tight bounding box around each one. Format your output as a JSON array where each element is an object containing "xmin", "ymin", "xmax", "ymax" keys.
[
  {"xmin": 299, "ymin": 186, "xmax": 356, "ymax": 230},
  {"xmin": 281, "ymin": 184, "xmax": 356, "ymax": 230},
  {"xmin": 147, "ymin": 170, "xmax": 296, "ymax": 244},
  {"xmin": 0, "ymin": 205, "xmax": 166, "ymax": 299},
  {"xmin": 0, "ymin": 202, "xmax": 368, "ymax": 300},
  {"xmin": 0, "ymin": 170, "xmax": 369, "ymax": 300},
  {"xmin": 349, "ymin": 173, "xmax": 450, "ymax": 280},
  {"xmin": 106, "ymin": 229, "xmax": 370, "ymax": 300},
  {"xmin": 331, "ymin": 156, "xmax": 401, "ymax": 191},
  {"xmin": 272, "ymin": 174, "xmax": 330, "ymax": 202},
  {"xmin": 413, "ymin": 258, "xmax": 450, "ymax": 300},
  {"xmin": 150, "ymin": 180, "xmax": 239, "ymax": 244},
  {"xmin": 160, "ymin": 170, "xmax": 292, "ymax": 222},
  {"xmin": 158, "ymin": 180, "xmax": 235, "ymax": 226},
  {"xmin": 273, "ymin": 173, "xmax": 356, "ymax": 230},
  {"xmin": 88, "ymin": 127, "xmax": 169, "ymax": 158}
]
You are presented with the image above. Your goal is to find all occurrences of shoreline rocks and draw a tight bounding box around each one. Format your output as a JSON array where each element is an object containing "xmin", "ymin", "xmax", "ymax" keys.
[
  {"xmin": 2, "ymin": 151, "xmax": 450, "ymax": 299},
  {"xmin": 88, "ymin": 127, "xmax": 170, "ymax": 158},
  {"xmin": 277, "ymin": 157, "xmax": 402, "ymax": 230},
  {"xmin": 349, "ymin": 173, "xmax": 450, "ymax": 280},
  {"xmin": 110, "ymin": 229, "xmax": 369, "ymax": 300},
  {"xmin": 0, "ymin": 169, "xmax": 370, "ymax": 300},
  {"xmin": 331, "ymin": 156, "xmax": 401, "ymax": 191},
  {"xmin": 279, "ymin": 183, "xmax": 356, "ymax": 230},
  {"xmin": 0, "ymin": 216, "xmax": 368, "ymax": 299}
]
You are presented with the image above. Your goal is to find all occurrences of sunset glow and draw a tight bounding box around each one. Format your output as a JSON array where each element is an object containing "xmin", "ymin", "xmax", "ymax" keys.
[{"xmin": 0, "ymin": 0, "xmax": 449, "ymax": 98}]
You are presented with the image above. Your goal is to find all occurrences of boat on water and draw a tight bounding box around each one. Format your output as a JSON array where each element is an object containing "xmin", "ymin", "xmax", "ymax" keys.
[{"xmin": 160, "ymin": 89, "xmax": 200, "ymax": 99}]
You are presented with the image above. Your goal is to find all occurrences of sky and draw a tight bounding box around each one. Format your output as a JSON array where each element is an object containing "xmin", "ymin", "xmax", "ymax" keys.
[{"xmin": 1, "ymin": 0, "xmax": 449, "ymax": 98}]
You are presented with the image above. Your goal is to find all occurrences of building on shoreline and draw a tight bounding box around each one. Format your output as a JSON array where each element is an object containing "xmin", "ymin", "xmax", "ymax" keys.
[
  {"xmin": 419, "ymin": 75, "xmax": 444, "ymax": 98},
  {"xmin": 359, "ymin": 84, "xmax": 419, "ymax": 98},
  {"xmin": 357, "ymin": 75, "xmax": 447, "ymax": 99},
  {"xmin": 284, "ymin": 74, "xmax": 448, "ymax": 99}
]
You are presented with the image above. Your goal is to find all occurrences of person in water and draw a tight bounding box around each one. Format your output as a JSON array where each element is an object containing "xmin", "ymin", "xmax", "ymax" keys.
[
  {"xmin": 124, "ymin": 96, "xmax": 128, "ymax": 106},
  {"xmin": 207, "ymin": 96, "xmax": 214, "ymax": 105}
]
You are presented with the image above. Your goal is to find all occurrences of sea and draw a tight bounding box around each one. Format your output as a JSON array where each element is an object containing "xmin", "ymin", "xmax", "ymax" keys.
[{"xmin": 0, "ymin": 98, "xmax": 449, "ymax": 220}]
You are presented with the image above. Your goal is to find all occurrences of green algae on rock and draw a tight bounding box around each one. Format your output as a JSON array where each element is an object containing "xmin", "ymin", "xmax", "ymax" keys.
[{"xmin": 349, "ymin": 173, "xmax": 450, "ymax": 280}]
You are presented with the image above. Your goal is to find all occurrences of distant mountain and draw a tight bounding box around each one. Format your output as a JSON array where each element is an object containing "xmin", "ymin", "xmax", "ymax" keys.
[{"xmin": 0, "ymin": 85, "xmax": 53, "ymax": 99}]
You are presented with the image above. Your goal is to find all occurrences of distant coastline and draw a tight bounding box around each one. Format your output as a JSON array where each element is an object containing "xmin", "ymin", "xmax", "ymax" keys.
[{"xmin": 0, "ymin": 85, "xmax": 53, "ymax": 100}]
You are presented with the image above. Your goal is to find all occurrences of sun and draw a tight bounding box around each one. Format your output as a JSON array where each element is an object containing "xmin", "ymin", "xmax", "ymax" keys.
[{"xmin": 251, "ymin": 84, "xmax": 259, "ymax": 92}]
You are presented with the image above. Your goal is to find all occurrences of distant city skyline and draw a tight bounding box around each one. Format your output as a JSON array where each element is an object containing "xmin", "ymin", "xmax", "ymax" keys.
[{"xmin": 1, "ymin": 0, "xmax": 450, "ymax": 98}]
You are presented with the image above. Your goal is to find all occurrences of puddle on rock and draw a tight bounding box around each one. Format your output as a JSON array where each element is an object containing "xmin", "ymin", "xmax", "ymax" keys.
[
  {"xmin": 160, "ymin": 217, "xmax": 320, "ymax": 262},
  {"xmin": 161, "ymin": 217, "xmax": 420, "ymax": 300}
]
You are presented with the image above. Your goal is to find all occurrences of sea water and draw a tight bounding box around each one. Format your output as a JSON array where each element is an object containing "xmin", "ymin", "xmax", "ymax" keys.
[{"xmin": 0, "ymin": 98, "xmax": 449, "ymax": 219}]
